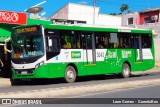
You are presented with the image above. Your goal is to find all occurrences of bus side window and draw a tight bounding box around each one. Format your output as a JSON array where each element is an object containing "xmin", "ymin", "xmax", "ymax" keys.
[
  {"xmin": 142, "ymin": 34, "xmax": 151, "ymax": 48},
  {"xmin": 133, "ymin": 36, "xmax": 139, "ymax": 49},
  {"xmin": 76, "ymin": 32, "xmax": 81, "ymax": 49},
  {"xmin": 61, "ymin": 31, "xmax": 79, "ymax": 49},
  {"xmin": 61, "ymin": 38, "xmax": 66, "ymax": 48},
  {"xmin": 47, "ymin": 36, "xmax": 60, "ymax": 52},
  {"xmin": 95, "ymin": 32, "xmax": 107, "ymax": 49},
  {"xmin": 118, "ymin": 33, "xmax": 131, "ymax": 48},
  {"xmin": 82, "ymin": 34, "xmax": 86, "ymax": 49}
]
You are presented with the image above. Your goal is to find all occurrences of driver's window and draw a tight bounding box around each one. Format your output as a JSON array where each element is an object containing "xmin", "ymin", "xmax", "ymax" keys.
[
  {"xmin": 47, "ymin": 36, "xmax": 60, "ymax": 52},
  {"xmin": 45, "ymin": 29, "xmax": 60, "ymax": 60}
]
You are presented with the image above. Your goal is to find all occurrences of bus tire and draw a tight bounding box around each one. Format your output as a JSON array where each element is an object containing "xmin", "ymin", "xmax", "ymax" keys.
[
  {"xmin": 65, "ymin": 65, "xmax": 77, "ymax": 83},
  {"xmin": 10, "ymin": 79, "xmax": 22, "ymax": 86},
  {"xmin": 121, "ymin": 63, "xmax": 131, "ymax": 78}
]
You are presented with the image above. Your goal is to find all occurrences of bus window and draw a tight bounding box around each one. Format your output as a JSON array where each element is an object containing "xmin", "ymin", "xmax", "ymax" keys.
[
  {"xmin": 75, "ymin": 32, "xmax": 81, "ymax": 49},
  {"xmin": 118, "ymin": 33, "xmax": 131, "ymax": 48},
  {"xmin": 61, "ymin": 30, "xmax": 78, "ymax": 49},
  {"xmin": 81, "ymin": 32, "xmax": 93, "ymax": 49},
  {"xmin": 86, "ymin": 35, "xmax": 92, "ymax": 49},
  {"xmin": 110, "ymin": 33, "xmax": 118, "ymax": 48},
  {"xmin": 142, "ymin": 34, "xmax": 152, "ymax": 48},
  {"xmin": 131, "ymin": 34, "xmax": 140, "ymax": 49},
  {"xmin": 45, "ymin": 29, "xmax": 60, "ymax": 60},
  {"xmin": 95, "ymin": 32, "xmax": 107, "ymax": 49},
  {"xmin": 48, "ymin": 36, "xmax": 60, "ymax": 52}
]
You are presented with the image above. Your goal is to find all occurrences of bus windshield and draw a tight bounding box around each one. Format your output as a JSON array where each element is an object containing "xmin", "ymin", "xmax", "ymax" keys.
[{"xmin": 11, "ymin": 33, "xmax": 44, "ymax": 59}]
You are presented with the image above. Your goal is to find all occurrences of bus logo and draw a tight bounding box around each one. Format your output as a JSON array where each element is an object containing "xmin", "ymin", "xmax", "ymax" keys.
[
  {"xmin": 2, "ymin": 99, "xmax": 11, "ymax": 104},
  {"xmin": 71, "ymin": 51, "xmax": 81, "ymax": 58}
]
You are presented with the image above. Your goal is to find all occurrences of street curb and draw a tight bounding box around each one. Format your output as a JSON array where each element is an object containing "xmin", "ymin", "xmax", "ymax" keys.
[
  {"xmin": 0, "ymin": 78, "xmax": 160, "ymax": 98},
  {"xmin": 131, "ymin": 67, "xmax": 160, "ymax": 75}
]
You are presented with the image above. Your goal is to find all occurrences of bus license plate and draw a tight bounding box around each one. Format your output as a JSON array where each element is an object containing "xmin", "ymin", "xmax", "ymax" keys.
[{"xmin": 21, "ymin": 71, "xmax": 27, "ymax": 74}]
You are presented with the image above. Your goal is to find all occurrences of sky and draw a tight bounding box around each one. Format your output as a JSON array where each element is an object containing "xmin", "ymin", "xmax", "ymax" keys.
[{"xmin": 0, "ymin": 0, "xmax": 160, "ymax": 18}]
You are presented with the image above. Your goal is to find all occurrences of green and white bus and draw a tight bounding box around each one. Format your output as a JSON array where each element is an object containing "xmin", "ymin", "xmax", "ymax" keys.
[{"xmin": 9, "ymin": 24, "xmax": 155, "ymax": 84}]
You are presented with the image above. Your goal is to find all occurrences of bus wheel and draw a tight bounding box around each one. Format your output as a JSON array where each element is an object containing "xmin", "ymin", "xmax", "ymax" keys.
[
  {"xmin": 10, "ymin": 79, "xmax": 22, "ymax": 86},
  {"xmin": 121, "ymin": 63, "xmax": 131, "ymax": 78},
  {"xmin": 65, "ymin": 66, "xmax": 77, "ymax": 83}
]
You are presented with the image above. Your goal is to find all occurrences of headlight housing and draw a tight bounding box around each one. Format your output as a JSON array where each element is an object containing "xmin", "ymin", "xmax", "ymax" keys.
[{"xmin": 35, "ymin": 61, "xmax": 44, "ymax": 69}]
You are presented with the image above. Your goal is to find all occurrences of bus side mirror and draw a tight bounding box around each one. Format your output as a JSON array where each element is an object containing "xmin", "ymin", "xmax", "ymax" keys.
[
  {"xmin": 49, "ymin": 39, "xmax": 52, "ymax": 47},
  {"xmin": 5, "ymin": 37, "xmax": 12, "ymax": 53}
]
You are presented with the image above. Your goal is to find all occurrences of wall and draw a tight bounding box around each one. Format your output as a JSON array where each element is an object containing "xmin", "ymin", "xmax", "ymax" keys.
[
  {"xmin": 50, "ymin": 3, "xmax": 121, "ymax": 26},
  {"xmin": 68, "ymin": 3, "xmax": 99, "ymax": 24},
  {"xmin": 51, "ymin": 4, "xmax": 69, "ymax": 20},
  {"xmin": 68, "ymin": 3, "xmax": 121, "ymax": 26},
  {"xmin": 97, "ymin": 14, "xmax": 121, "ymax": 26},
  {"xmin": 121, "ymin": 12, "xmax": 138, "ymax": 27}
]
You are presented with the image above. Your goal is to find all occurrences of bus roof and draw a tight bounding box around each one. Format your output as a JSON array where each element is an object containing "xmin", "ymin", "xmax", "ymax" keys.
[{"xmin": 42, "ymin": 24, "xmax": 153, "ymax": 34}]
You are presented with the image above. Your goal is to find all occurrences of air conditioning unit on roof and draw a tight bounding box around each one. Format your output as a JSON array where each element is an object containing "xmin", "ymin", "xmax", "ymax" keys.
[{"xmin": 151, "ymin": 15, "xmax": 158, "ymax": 21}]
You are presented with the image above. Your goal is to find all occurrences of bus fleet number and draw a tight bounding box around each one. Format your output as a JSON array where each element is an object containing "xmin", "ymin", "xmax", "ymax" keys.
[{"xmin": 97, "ymin": 52, "xmax": 105, "ymax": 57}]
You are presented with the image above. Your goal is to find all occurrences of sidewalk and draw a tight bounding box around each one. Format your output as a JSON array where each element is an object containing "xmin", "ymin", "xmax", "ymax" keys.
[
  {"xmin": 132, "ymin": 66, "xmax": 160, "ymax": 75},
  {"xmin": 0, "ymin": 78, "xmax": 11, "ymax": 87},
  {"xmin": 0, "ymin": 67, "xmax": 159, "ymax": 88}
]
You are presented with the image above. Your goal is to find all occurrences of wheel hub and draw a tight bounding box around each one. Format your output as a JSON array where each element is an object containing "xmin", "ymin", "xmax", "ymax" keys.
[
  {"xmin": 67, "ymin": 70, "xmax": 74, "ymax": 79},
  {"xmin": 124, "ymin": 67, "xmax": 129, "ymax": 75}
]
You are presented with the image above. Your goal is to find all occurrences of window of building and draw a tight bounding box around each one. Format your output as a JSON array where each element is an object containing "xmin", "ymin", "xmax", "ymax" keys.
[
  {"xmin": 144, "ymin": 17, "xmax": 152, "ymax": 23},
  {"xmin": 128, "ymin": 17, "xmax": 133, "ymax": 25}
]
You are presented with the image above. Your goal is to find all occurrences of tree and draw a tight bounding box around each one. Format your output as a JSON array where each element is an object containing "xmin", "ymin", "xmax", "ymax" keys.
[
  {"xmin": 109, "ymin": 13, "xmax": 118, "ymax": 15},
  {"xmin": 110, "ymin": 4, "xmax": 130, "ymax": 15},
  {"xmin": 120, "ymin": 4, "xmax": 129, "ymax": 13}
]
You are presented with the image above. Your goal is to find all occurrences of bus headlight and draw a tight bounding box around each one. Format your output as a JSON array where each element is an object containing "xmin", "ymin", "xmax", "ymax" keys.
[
  {"xmin": 39, "ymin": 61, "xmax": 44, "ymax": 66},
  {"xmin": 35, "ymin": 61, "xmax": 44, "ymax": 69},
  {"xmin": 35, "ymin": 63, "xmax": 40, "ymax": 69}
]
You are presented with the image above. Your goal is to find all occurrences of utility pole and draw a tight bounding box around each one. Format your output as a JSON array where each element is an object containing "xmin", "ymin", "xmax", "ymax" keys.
[{"xmin": 93, "ymin": 0, "xmax": 96, "ymax": 25}]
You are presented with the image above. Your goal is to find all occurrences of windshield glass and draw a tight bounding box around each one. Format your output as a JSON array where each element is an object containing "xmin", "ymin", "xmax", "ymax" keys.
[{"xmin": 11, "ymin": 33, "xmax": 44, "ymax": 59}]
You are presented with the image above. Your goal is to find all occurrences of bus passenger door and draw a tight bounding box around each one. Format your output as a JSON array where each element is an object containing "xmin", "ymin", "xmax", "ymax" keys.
[
  {"xmin": 132, "ymin": 34, "xmax": 143, "ymax": 70},
  {"xmin": 81, "ymin": 32, "xmax": 96, "ymax": 75}
]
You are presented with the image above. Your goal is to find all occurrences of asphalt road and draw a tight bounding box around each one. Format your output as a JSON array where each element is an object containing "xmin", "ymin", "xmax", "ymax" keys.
[
  {"xmin": 74, "ymin": 84, "xmax": 160, "ymax": 98},
  {"xmin": 0, "ymin": 71, "xmax": 159, "ymax": 94}
]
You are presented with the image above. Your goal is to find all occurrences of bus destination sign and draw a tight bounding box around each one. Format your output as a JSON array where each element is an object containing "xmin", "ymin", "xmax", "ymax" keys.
[{"xmin": 15, "ymin": 26, "xmax": 39, "ymax": 34}]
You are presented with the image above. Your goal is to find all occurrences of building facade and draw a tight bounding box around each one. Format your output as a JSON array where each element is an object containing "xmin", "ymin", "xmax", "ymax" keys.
[
  {"xmin": 49, "ymin": 3, "xmax": 121, "ymax": 26},
  {"xmin": 121, "ymin": 8, "xmax": 160, "ymax": 66}
]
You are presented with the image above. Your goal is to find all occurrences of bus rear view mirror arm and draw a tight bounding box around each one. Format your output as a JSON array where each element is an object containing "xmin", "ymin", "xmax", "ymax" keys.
[{"xmin": 5, "ymin": 37, "xmax": 12, "ymax": 53}]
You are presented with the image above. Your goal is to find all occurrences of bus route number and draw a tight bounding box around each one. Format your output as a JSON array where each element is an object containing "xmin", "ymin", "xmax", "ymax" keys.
[{"xmin": 97, "ymin": 52, "xmax": 105, "ymax": 57}]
